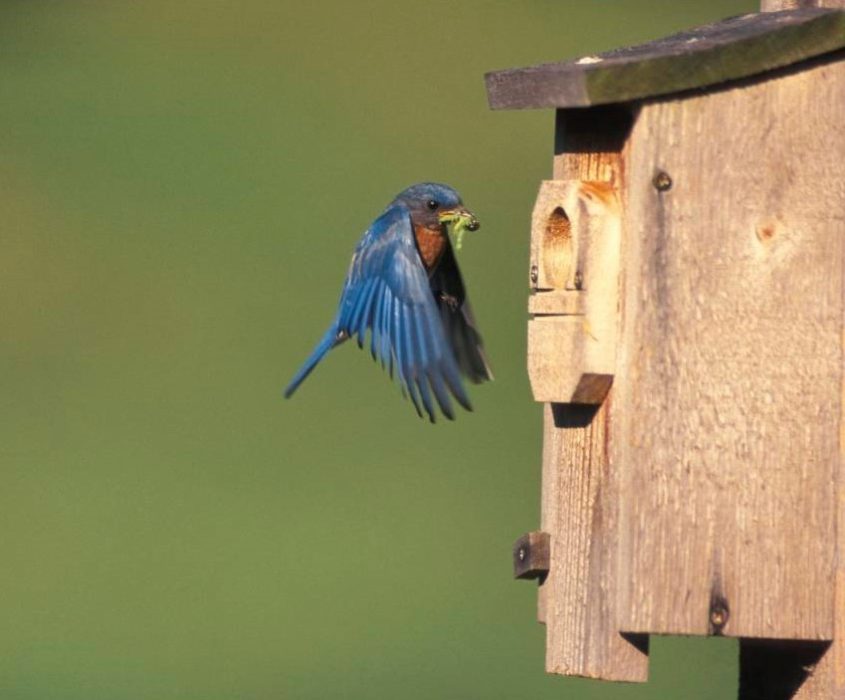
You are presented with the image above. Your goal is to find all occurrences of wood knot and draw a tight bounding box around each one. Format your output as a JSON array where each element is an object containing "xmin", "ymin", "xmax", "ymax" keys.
[{"xmin": 755, "ymin": 219, "xmax": 781, "ymax": 245}]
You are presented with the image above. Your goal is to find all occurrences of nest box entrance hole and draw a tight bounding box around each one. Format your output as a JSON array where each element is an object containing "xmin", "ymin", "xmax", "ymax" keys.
[
  {"xmin": 532, "ymin": 103, "xmax": 634, "ymax": 294},
  {"xmin": 543, "ymin": 206, "xmax": 574, "ymax": 290},
  {"xmin": 527, "ymin": 104, "xmax": 634, "ymax": 404}
]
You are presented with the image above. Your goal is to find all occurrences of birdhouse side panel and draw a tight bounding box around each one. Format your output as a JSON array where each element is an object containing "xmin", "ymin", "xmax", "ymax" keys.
[
  {"xmin": 613, "ymin": 59, "xmax": 845, "ymax": 639},
  {"xmin": 541, "ymin": 401, "xmax": 649, "ymax": 682},
  {"xmin": 530, "ymin": 107, "xmax": 648, "ymax": 683}
]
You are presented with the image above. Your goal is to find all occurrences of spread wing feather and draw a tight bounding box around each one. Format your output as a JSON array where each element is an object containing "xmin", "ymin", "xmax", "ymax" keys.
[{"xmin": 333, "ymin": 203, "xmax": 471, "ymax": 421}]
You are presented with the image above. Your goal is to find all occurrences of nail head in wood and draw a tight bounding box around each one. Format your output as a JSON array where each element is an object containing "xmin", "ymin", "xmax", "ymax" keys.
[
  {"xmin": 652, "ymin": 170, "xmax": 673, "ymax": 192},
  {"xmin": 708, "ymin": 595, "xmax": 730, "ymax": 635},
  {"xmin": 513, "ymin": 531, "xmax": 550, "ymax": 580}
]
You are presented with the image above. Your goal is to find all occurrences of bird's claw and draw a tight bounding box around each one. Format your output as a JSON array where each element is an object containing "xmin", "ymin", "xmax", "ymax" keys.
[{"xmin": 439, "ymin": 293, "xmax": 460, "ymax": 311}]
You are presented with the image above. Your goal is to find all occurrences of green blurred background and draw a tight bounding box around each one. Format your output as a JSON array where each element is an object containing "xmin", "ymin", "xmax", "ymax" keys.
[{"xmin": 1, "ymin": 2, "xmax": 756, "ymax": 698}]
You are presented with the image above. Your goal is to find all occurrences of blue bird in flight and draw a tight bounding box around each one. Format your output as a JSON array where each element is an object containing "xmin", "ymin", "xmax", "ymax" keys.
[{"xmin": 284, "ymin": 182, "xmax": 492, "ymax": 422}]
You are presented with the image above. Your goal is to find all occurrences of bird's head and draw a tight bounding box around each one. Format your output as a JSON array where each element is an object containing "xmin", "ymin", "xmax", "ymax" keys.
[{"xmin": 396, "ymin": 182, "xmax": 480, "ymax": 249}]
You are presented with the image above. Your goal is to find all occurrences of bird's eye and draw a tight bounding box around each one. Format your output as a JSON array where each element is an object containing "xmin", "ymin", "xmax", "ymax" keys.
[{"xmin": 426, "ymin": 199, "xmax": 438, "ymax": 210}]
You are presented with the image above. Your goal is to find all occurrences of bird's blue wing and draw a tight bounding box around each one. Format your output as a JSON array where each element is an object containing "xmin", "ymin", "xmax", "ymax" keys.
[{"xmin": 334, "ymin": 203, "xmax": 470, "ymax": 421}]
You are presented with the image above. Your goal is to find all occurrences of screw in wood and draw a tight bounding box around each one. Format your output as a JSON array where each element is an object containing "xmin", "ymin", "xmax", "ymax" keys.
[
  {"xmin": 652, "ymin": 170, "xmax": 673, "ymax": 192},
  {"xmin": 518, "ymin": 546, "xmax": 527, "ymax": 562},
  {"xmin": 530, "ymin": 264, "xmax": 539, "ymax": 285},
  {"xmin": 709, "ymin": 600, "xmax": 730, "ymax": 632}
]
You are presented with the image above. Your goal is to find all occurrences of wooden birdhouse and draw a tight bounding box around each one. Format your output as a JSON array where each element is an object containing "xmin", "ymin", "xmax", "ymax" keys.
[{"xmin": 486, "ymin": 4, "xmax": 845, "ymax": 697}]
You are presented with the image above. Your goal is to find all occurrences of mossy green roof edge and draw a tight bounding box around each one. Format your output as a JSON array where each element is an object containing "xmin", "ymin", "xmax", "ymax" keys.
[{"xmin": 485, "ymin": 8, "xmax": 845, "ymax": 110}]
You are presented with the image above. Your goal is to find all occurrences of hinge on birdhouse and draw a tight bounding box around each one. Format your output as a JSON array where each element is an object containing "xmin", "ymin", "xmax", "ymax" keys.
[{"xmin": 527, "ymin": 180, "xmax": 621, "ymax": 404}]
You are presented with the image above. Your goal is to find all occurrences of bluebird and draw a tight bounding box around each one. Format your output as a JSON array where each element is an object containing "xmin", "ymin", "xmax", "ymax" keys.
[{"xmin": 284, "ymin": 182, "xmax": 492, "ymax": 422}]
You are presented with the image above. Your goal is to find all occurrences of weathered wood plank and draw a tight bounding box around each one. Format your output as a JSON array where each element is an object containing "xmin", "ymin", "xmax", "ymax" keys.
[
  {"xmin": 528, "ymin": 290, "xmax": 584, "ymax": 316},
  {"xmin": 542, "ymin": 401, "xmax": 649, "ymax": 681},
  {"xmin": 527, "ymin": 315, "xmax": 616, "ymax": 404},
  {"xmin": 762, "ymin": 0, "xmax": 845, "ymax": 10},
  {"xmin": 777, "ymin": 161, "xmax": 845, "ymax": 698},
  {"xmin": 537, "ymin": 404, "xmax": 555, "ymax": 626},
  {"xmin": 527, "ymin": 316, "xmax": 587, "ymax": 403},
  {"xmin": 485, "ymin": 9, "xmax": 845, "ymax": 110},
  {"xmin": 614, "ymin": 56, "xmax": 845, "ymax": 640},
  {"xmin": 739, "ymin": 7, "xmax": 845, "ymax": 694},
  {"xmin": 533, "ymin": 110, "xmax": 648, "ymax": 681}
]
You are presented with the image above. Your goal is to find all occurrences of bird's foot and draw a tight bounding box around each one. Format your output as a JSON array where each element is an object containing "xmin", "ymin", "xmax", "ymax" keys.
[{"xmin": 439, "ymin": 293, "xmax": 460, "ymax": 311}]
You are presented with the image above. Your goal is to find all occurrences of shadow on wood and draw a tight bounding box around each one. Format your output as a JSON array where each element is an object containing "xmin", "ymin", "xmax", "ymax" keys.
[
  {"xmin": 739, "ymin": 640, "xmax": 831, "ymax": 699},
  {"xmin": 550, "ymin": 402, "xmax": 599, "ymax": 429}
]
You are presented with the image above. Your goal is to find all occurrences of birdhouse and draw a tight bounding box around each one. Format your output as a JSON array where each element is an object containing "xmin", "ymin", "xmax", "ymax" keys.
[{"xmin": 486, "ymin": 5, "xmax": 845, "ymax": 698}]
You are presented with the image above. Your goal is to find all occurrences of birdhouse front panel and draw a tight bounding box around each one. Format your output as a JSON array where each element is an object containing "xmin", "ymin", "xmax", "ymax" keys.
[{"xmin": 612, "ymin": 57, "xmax": 844, "ymax": 641}]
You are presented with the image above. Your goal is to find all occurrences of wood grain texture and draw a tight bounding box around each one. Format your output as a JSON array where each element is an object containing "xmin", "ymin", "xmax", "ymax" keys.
[
  {"xmin": 614, "ymin": 59, "xmax": 845, "ymax": 640},
  {"xmin": 528, "ymin": 290, "xmax": 583, "ymax": 316},
  {"xmin": 532, "ymin": 109, "xmax": 648, "ymax": 681},
  {"xmin": 536, "ymin": 403, "xmax": 555, "ymax": 626},
  {"xmin": 541, "ymin": 401, "xmax": 649, "ymax": 681},
  {"xmin": 485, "ymin": 9, "xmax": 845, "ymax": 109},
  {"xmin": 527, "ymin": 317, "xmax": 610, "ymax": 403},
  {"xmin": 781, "ymin": 223, "xmax": 845, "ymax": 698}
]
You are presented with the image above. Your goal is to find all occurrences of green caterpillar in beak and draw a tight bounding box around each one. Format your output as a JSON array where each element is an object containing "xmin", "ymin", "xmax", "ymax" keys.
[{"xmin": 438, "ymin": 210, "xmax": 480, "ymax": 251}]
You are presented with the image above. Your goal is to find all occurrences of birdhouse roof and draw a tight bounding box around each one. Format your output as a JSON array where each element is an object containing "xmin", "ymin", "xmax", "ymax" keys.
[{"xmin": 485, "ymin": 8, "xmax": 845, "ymax": 110}]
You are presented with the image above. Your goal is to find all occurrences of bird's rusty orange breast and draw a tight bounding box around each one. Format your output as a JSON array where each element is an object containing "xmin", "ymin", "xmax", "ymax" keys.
[{"xmin": 414, "ymin": 224, "xmax": 447, "ymax": 271}]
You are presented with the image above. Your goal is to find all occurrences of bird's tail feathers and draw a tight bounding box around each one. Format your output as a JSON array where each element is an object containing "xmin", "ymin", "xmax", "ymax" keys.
[{"xmin": 284, "ymin": 326, "xmax": 339, "ymax": 398}]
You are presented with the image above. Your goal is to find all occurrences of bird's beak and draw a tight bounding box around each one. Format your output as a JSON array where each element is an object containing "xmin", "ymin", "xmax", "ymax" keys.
[{"xmin": 438, "ymin": 208, "xmax": 480, "ymax": 232}]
